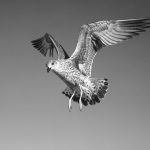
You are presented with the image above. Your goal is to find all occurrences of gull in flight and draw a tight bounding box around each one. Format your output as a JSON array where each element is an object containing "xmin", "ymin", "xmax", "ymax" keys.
[{"xmin": 31, "ymin": 18, "xmax": 150, "ymax": 111}]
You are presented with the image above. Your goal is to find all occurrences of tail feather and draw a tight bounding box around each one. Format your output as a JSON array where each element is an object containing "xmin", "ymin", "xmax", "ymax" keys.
[
  {"xmin": 62, "ymin": 78, "xmax": 108, "ymax": 107},
  {"xmin": 62, "ymin": 87, "xmax": 89, "ymax": 106},
  {"xmin": 90, "ymin": 78, "xmax": 108, "ymax": 98}
]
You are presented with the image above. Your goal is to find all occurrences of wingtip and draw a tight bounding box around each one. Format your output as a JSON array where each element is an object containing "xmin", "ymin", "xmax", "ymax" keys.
[{"xmin": 31, "ymin": 37, "xmax": 48, "ymax": 57}]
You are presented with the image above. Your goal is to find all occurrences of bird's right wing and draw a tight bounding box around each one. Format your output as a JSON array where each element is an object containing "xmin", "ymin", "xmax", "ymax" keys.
[
  {"xmin": 31, "ymin": 33, "xmax": 69, "ymax": 59},
  {"xmin": 70, "ymin": 18, "xmax": 150, "ymax": 76}
]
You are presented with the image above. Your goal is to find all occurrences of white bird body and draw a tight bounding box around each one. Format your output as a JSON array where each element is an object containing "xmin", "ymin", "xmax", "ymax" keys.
[
  {"xmin": 49, "ymin": 59, "xmax": 95, "ymax": 98},
  {"xmin": 49, "ymin": 59, "xmax": 86, "ymax": 84},
  {"xmin": 31, "ymin": 18, "xmax": 150, "ymax": 110}
]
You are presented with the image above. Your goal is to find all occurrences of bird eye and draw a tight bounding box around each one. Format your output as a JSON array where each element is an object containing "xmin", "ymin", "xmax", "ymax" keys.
[{"xmin": 51, "ymin": 62, "xmax": 55, "ymax": 65}]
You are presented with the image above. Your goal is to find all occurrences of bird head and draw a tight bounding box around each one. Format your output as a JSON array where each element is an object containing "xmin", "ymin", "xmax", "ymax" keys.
[{"xmin": 46, "ymin": 60, "xmax": 58, "ymax": 73}]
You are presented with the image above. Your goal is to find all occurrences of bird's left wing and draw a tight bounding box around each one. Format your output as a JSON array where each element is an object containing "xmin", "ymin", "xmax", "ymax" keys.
[
  {"xmin": 70, "ymin": 18, "xmax": 150, "ymax": 76},
  {"xmin": 69, "ymin": 25, "xmax": 96, "ymax": 76},
  {"xmin": 31, "ymin": 33, "xmax": 69, "ymax": 59}
]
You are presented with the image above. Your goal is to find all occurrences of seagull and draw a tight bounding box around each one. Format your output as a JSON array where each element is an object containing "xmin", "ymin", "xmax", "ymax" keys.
[{"xmin": 31, "ymin": 18, "xmax": 150, "ymax": 111}]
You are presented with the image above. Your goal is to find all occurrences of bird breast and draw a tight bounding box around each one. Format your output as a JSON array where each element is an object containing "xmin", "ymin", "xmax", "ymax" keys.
[{"xmin": 53, "ymin": 60, "xmax": 87, "ymax": 86}]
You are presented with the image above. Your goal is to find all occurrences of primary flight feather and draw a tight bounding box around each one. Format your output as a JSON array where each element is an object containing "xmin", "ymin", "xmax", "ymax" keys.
[{"xmin": 31, "ymin": 18, "xmax": 150, "ymax": 111}]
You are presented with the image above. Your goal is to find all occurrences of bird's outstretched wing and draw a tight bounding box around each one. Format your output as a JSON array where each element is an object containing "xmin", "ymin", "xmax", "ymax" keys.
[
  {"xmin": 31, "ymin": 33, "xmax": 69, "ymax": 59},
  {"xmin": 70, "ymin": 18, "xmax": 150, "ymax": 76}
]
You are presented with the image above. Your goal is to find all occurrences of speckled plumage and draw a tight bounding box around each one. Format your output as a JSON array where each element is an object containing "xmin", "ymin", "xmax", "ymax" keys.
[
  {"xmin": 49, "ymin": 59, "xmax": 108, "ymax": 107},
  {"xmin": 31, "ymin": 18, "xmax": 150, "ymax": 110}
]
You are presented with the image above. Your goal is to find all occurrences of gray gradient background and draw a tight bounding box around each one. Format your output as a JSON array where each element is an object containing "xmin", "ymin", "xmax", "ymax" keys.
[{"xmin": 0, "ymin": 0, "xmax": 150, "ymax": 150}]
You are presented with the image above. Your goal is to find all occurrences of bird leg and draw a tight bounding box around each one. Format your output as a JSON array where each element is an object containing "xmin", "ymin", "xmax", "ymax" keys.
[
  {"xmin": 68, "ymin": 91, "xmax": 75, "ymax": 111},
  {"xmin": 79, "ymin": 86, "xmax": 83, "ymax": 111}
]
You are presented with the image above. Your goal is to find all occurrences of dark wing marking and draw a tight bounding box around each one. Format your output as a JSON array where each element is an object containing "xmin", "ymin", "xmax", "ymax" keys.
[
  {"xmin": 70, "ymin": 18, "xmax": 150, "ymax": 76},
  {"xmin": 31, "ymin": 33, "xmax": 69, "ymax": 59}
]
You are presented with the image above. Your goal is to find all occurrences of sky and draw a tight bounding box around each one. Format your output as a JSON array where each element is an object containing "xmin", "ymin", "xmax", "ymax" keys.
[{"xmin": 0, "ymin": 0, "xmax": 150, "ymax": 150}]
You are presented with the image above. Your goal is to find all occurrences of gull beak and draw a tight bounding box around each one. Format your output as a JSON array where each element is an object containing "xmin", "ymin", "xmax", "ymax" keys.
[{"xmin": 46, "ymin": 63, "xmax": 51, "ymax": 73}]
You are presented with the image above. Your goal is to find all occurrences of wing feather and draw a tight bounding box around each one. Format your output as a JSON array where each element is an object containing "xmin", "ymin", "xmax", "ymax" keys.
[
  {"xmin": 31, "ymin": 33, "xmax": 69, "ymax": 59},
  {"xmin": 70, "ymin": 18, "xmax": 150, "ymax": 76}
]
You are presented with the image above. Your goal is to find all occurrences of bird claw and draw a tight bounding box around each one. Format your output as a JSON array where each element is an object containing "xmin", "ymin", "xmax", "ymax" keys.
[
  {"xmin": 68, "ymin": 91, "xmax": 75, "ymax": 112},
  {"xmin": 79, "ymin": 102, "xmax": 82, "ymax": 111},
  {"xmin": 68, "ymin": 100, "xmax": 72, "ymax": 111}
]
